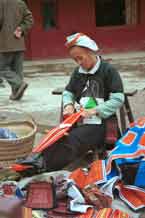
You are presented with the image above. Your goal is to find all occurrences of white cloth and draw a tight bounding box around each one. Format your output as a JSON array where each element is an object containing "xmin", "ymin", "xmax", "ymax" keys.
[
  {"xmin": 65, "ymin": 33, "xmax": 99, "ymax": 52},
  {"xmin": 67, "ymin": 183, "xmax": 93, "ymax": 213}
]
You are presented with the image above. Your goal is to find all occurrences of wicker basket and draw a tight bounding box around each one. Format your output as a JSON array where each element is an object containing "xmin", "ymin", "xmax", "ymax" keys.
[{"xmin": 0, "ymin": 110, "xmax": 37, "ymax": 167}]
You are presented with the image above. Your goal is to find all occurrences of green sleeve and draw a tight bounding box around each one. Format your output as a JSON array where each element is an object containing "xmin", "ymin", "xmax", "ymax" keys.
[
  {"xmin": 96, "ymin": 92, "xmax": 125, "ymax": 118},
  {"xmin": 62, "ymin": 90, "xmax": 75, "ymax": 107}
]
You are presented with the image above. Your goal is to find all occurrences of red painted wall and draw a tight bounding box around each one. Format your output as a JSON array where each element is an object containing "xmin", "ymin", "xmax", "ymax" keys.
[{"xmin": 26, "ymin": 0, "xmax": 145, "ymax": 60}]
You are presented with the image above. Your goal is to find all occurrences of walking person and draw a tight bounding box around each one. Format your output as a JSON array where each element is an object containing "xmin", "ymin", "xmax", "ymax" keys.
[{"xmin": 0, "ymin": 0, "xmax": 33, "ymax": 100}]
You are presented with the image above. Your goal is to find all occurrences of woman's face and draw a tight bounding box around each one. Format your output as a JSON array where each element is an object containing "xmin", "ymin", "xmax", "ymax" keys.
[{"xmin": 69, "ymin": 46, "xmax": 97, "ymax": 71}]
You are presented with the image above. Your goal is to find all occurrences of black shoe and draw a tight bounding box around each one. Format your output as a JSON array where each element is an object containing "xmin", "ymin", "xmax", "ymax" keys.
[
  {"xmin": 0, "ymin": 79, "xmax": 5, "ymax": 88},
  {"xmin": 16, "ymin": 153, "xmax": 44, "ymax": 176},
  {"xmin": 10, "ymin": 82, "xmax": 28, "ymax": 100}
]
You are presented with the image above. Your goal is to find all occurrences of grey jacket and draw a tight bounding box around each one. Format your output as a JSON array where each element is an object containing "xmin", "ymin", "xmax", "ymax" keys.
[{"xmin": 0, "ymin": 0, "xmax": 33, "ymax": 52}]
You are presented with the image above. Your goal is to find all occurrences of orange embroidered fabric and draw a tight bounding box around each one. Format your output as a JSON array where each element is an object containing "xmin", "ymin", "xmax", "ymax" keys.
[
  {"xmin": 69, "ymin": 160, "xmax": 105, "ymax": 189},
  {"xmin": 96, "ymin": 208, "xmax": 113, "ymax": 218},
  {"xmin": 122, "ymin": 132, "xmax": 136, "ymax": 145},
  {"xmin": 139, "ymin": 133, "xmax": 145, "ymax": 146},
  {"xmin": 116, "ymin": 182, "xmax": 145, "ymax": 210},
  {"xmin": 77, "ymin": 208, "xmax": 129, "ymax": 218},
  {"xmin": 112, "ymin": 209, "xmax": 130, "ymax": 218}
]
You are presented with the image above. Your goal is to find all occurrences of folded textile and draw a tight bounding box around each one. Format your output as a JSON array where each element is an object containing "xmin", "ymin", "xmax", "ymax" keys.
[
  {"xmin": 77, "ymin": 208, "xmax": 130, "ymax": 218},
  {"xmin": 69, "ymin": 160, "xmax": 106, "ymax": 189},
  {"xmin": 25, "ymin": 182, "xmax": 56, "ymax": 209},
  {"xmin": 105, "ymin": 117, "xmax": 145, "ymax": 189},
  {"xmin": 68, "ymin": 117, "xmax": 145, "ymax": 212},
  {"xmin": 47, "ymin": 200, "xmax": 81, "ymax": 218},
  {"xmin": 134, "ymin": 160, "xmax": 145, "ymax": 188},
  {"xmin": 53, "ymin": 174, "xmax": 68, "ymax": 200},
  {"xmin": 0, "ymin": 181, "xmax": 24, "ymax": 199},
  {"xmin": 82, "ymin": 184, "xmax": 112, "ymax": 210},
  {"xmin": 115, "ymin": 182, "xmax": 145, "ymax": 211},
  {"xmin": 106, "ymin": 117, "xmax": 145, "ymax": 175},
  {"xmin": 67, "ymin": 182, "xmax": 92, "ymax": 213},
  {"xmin": 119, "ymin": 163, "xmax": 138, "ymax": 185},
  {"xmin": 32, "ymin": 111, "xmax": 82, "ymax": 153},
  {"xmin": 0, "ymin": 128, "xmax": 17, "ymax": 139}
]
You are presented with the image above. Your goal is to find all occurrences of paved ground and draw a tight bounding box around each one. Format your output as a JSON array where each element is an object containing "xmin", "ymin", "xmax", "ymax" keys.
[{"xmin": 0, "ymin": 74, "xmax": 67, "ymax": 126}]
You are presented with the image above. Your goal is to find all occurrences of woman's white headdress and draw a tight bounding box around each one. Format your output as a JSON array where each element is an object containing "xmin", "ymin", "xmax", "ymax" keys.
[{"xmin": 65, "ymin": 33, "xmax": 99, "ymax": 52}]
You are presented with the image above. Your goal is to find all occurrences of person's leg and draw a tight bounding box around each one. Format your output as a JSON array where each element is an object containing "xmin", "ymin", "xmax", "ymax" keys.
[
  {"xmin": 0, "ymin": 53, "xmax": 8, "ymax": 87},
  {"xmin": 42, "ymin": 137, "xmax": 78, "ymax": 171},
  {"xmin": 0, "ymin": 52, "xmax": 28, "ymax": 100},
  {"xmin": 12, "ymin": 51, "xmax": 24, "ymax": 81},
  {"xmin": 9, "ymin": 51, "xmax": 28, "ymax": 100},
  {"xmin": 0, "ymin": 52, "xmax": 22, "ymax": 89},
  {"xmin": 0, "ymin": 78, "xmax": 5, "ymax": 87},
  {"xmin": 43, "ymin": 124, "xmax": 105, "ymax": 171}
]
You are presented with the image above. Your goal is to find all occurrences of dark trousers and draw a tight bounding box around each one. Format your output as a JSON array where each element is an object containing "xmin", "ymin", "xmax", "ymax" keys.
[
  {"xmin": 0, "ymin": 51, "xmax": 24, "ymax": 90},
  {"xmin": 43, "ymin": 124, "xmax": 105, "ymax": 171}
]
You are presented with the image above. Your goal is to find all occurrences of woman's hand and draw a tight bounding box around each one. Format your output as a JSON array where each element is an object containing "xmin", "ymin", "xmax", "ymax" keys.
[
  {"xmin": 63, "ymin": 104, "xmax": 75, "ymax": 116},
  {"xmin": 81, "ymin": 108, "xmax": 98, "ymax": 118}
]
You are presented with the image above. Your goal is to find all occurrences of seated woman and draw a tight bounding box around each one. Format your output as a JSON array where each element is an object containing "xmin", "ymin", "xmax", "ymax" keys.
[{"xmin": 19, "ymin": 33, "xmax": 125, "ymax": 172}]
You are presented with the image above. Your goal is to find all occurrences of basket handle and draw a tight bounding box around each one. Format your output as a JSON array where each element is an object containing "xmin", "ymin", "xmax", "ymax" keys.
[{"xmin": 0, "ymin": 107, "xmax": 37, "ymax": 126}]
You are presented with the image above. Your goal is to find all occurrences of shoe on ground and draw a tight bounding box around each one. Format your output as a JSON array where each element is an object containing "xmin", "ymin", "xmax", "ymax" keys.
[
  {"xmin": 0, "ymin": 79, "xmax": 5, "ymax": 88},
  {"xmin": 10, "ymin": 82, "xmax": 28, "ymax": 100},
  {"xmin": 0, "ymin": 83, "xmax": 5, "ymax": 88}
]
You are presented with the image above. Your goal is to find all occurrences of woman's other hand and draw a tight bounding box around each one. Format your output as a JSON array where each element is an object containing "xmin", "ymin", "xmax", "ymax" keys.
[
  {"xmin": 81, "ymin": 108, "xmax": 98, "ymax": 118},
  {"xmin": 63, "ymin": 104, "xmax": 75, "ymax": 116}
]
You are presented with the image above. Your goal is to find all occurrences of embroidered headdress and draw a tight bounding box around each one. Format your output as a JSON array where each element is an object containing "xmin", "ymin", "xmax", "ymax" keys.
[{"xmin": 65, "ymin": 32, "xmax": 99, "ymax": 52}]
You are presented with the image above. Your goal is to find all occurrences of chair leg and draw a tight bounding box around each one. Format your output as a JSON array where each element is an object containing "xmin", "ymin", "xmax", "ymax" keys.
[
  {"xmin": 124, "ymin": 95, "xmax": 134, "ymax": 123},
  {"xmin": 119, "ymin": 106, "xmax": 127, "ymax": 134},
  {"xmin": 59, "ymin": 97, "xmax": 63, "ymax": 122}
]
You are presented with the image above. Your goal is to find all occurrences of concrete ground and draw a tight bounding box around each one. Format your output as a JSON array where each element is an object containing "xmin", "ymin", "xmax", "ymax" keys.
[{"xmin": 0, "ymin": 74, "xmax": 67, "ymax": 126}]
